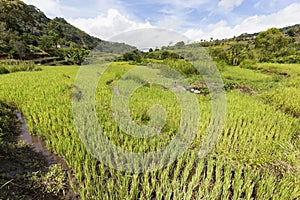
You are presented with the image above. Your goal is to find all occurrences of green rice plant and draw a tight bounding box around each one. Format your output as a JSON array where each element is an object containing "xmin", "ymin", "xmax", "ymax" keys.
[
  {"xmin": 206, "ymin": 158, "xmax": 224, "ymax": 199},
  {"xmin": 263, "ymin": 87, "xmax": 300, "ymax": 117},
  {"xmin": 221, "ymin": 161, "xmax": 233, "ymax": 200},
  {"xmin": 197, "ymin": 159, "xmax": 215, "ymax": 198},
  {"xmin": 272, "ymin": 174, "xmax": 300, "ymax": 200},
  {"xmin": 255, "ymin": 171, "xmax": 276, "ymax": 199},
  {"xmin": 0, "ymin": 62, "xmax": 299, "ymax": 199},
  {"xmin": 231, "ymin": 164, "xmax": 244, "ymax": 199},
  {"xmin": 241, "ymin": 165, "xmax": 256, "ymax": 200}
]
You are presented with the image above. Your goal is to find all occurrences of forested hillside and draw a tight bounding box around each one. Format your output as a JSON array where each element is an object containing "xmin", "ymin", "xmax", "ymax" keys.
[
  {"xmin": 0, "ymin": 0, "xmax": 135, "ymax": 64},
  {"xmin": 185, "ymin": 25, "xmax": 300, "ymax": 66}
]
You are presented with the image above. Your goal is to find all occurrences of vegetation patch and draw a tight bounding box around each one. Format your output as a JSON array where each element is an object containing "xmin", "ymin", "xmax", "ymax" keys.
[{"xmin": 0, "ymin": 60, "xmax": 41, "ymax": 74}]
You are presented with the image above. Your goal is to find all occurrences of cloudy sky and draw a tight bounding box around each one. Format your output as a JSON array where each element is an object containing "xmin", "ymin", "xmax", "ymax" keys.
[{"xmin": 22, "ymin": 0, "xmax": 300, "ymax": 42}]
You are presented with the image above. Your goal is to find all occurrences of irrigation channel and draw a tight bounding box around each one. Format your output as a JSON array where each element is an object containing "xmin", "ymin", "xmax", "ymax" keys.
[{"xmin": 15, "ymin": 112, "xmax": 79, "ymax": 199}]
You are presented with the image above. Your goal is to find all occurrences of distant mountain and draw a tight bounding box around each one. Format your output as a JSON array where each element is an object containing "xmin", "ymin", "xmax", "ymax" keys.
[{"xmin": 0, "ymin": 0, "xmax": 135, "ymax": 61}]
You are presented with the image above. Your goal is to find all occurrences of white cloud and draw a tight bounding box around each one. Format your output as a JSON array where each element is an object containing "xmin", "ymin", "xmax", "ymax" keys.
[
  {"xmin": 185, "ymin": 2, "xmax": 300, "ymax": 41},
  {"xmin": 22, "ymin": 0, "xmax": 130, "ymax": 19},
  {"xmin": 217, "ymin": 0, "xmax": 244, "ymax": 12},
  {"xmin": 110, "ymin": 28, "xmax": 190, "ymax": 49},
  {"xmin": 21, "ymin": 0, "xmax": 300, "ymax": 47},
  {"xmin": 184, "ymin": 29, "xmax": 205, "ymax": 41},
  {"xmin": 69, "ymin": 9, "xmax": 153, "ymax": 40},
  {"xmin": 156, "ymin": 15, "xmax": 184, "ymax": 30},
  {"xmin": 235, "ymin": 3, "xmax": 300, "ymax": 33},
  {"xmin": 22, "ymin": 0, "xmax": 63, "ymax": 18},
  {"xmin": 185, "ymin": 20, "xmax": 232, "ymax": 41}
]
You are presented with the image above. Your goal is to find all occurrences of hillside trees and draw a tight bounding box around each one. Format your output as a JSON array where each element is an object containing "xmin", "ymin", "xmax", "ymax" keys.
[
  {"xmin": 63, "ymin": 48, "xmax": 90, "ymax": 65},
  {"xmin": 117, "ymin": 49, "xmax": 182, "ymax": 64},
  {"xmin": 255, "ymin": 28, "xmax": 290, "ymax": 61},
  {"xmin": 0, "ymin": 0, "xmax": 136, "ymax": 62},
  {"xmin": 0, "ymin": 0, "xmax": 34, "ymax": 33},
  {"xmin": 209, "ymin": 42, "xmax": 253, "ymax": 66},
  {"xmin": 228, "ymin": 42, "xmax": 252, "ymax": 65},
  {"xmin": 0, "ymin": 0, "xmax": 35, "ymax": 58},
  {"xmin": 47, "ymin": 21, "xmax": 64, "ymax": 49}
]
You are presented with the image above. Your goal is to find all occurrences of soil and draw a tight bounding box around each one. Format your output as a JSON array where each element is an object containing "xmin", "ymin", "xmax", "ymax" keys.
[{"xmin": 236, "ymin": 86, "xmax": 255, "ymax": 95}]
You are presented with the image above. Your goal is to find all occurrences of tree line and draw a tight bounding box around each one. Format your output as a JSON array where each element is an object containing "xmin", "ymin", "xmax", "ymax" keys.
[{"xmin": 206, "ymin": 27, "xmax": 300, "ymax": 66}]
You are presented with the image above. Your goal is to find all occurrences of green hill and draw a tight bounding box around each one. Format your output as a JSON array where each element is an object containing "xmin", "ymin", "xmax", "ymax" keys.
[
  {"xmin": 0, "ymin": 0, "xmax": 135, "ymax": 63},
  {"xmin": 168, "ymin": 25, "xmax": 300, "ymax": 66}
]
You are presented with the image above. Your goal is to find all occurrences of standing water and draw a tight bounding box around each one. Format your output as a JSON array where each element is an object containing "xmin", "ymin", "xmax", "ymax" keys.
[
  {"xmin": 15, "ymin": 112, "xmax": 79, "ymax": 199},
  {"xmin": 15, "ymin": 112, "xmax": 67, "ymax": 166}
]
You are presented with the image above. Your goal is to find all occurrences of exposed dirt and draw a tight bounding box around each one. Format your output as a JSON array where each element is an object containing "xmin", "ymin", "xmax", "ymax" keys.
[
  {"xmin": 261, "ymin": 69, "xmax": 290, "ymax": 77},
  {"xmin": 235, "ymin": 86, "xmax": 256, "ymax": 95}
]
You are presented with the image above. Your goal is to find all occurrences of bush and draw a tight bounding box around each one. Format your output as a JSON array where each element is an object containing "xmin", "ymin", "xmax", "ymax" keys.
[
  {"xmin": 274, "ymin": 55, "xmax": 300, "ymax": 64},
  {"xmin": 224, "ymin": 79, "xmax": 239, "ymax": 90},
  {"xmin": 63, "ymin": 48, "xmax": 91, "ymax": 65},
  {"xmin": 0, "ymin": 66, "xmax": 9, "ymax": 74},
  {"xmin": 118, "ymin": 50, "xmax": 143, "ymax": 64}
]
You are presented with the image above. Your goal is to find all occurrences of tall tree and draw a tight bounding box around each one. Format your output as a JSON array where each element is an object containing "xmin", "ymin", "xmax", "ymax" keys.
[
  {"xmin": 48, "ymin": 20, "xmax": 64, "ymax": 48},
  {"xmin": 255, "ymin": 28, "xmax": 289, "ymax": 52},
  {"xmin": 255, "ymin": 28, "xmax": 290, "ymax": 61}
]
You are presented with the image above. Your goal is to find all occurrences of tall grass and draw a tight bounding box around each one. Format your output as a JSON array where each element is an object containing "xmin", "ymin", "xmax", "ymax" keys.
[{"xmin": 0, "ymin": 60, "xmax": 41, "ymax": 74}]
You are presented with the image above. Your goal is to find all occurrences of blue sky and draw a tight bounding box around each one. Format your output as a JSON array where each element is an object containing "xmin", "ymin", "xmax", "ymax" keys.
[{"xmin": 22, "ymin": 0, "xmax": 300, "ymax": 42}]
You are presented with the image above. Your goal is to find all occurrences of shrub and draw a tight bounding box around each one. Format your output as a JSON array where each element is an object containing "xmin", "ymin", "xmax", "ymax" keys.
[{"xmin": 0, "ymin": 66, "xmax": 9, "ymax": 74}]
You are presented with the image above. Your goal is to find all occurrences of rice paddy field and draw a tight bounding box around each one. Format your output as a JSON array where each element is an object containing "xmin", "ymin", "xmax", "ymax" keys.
[{"xmin": 0, "ymin": 60, "xmax": 299, "ymax": 199}]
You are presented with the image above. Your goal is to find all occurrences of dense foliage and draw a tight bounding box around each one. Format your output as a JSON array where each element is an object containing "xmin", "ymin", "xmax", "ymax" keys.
[
  {"xmin": 117, "ymin": 49, "xmax": 182, "ymax": 63},
  {"xmin": 0, "ymin": 0, "xmax": 135, "ymax": 65},
  {"xmin": 180, "ymin": 26, "xmax": 300, "ymax": 65}
]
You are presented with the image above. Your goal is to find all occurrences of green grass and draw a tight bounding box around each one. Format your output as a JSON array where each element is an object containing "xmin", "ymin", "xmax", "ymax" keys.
[
  {"xmin": 251, "ymin": 63, "xmax": 300, "ymax": 119},
  {"xmin": 222, "ymin": 66, "xmax": 272, "ymax": 82},
  {"xmin": 0, "ymin": 62, "xmax": 299, "ymax": 199},
  {"xmin": 257, "ymin": 63, "xmax": 300, "ymax": 77},
  {"xmin": 263, "ymin": 87, "xmax": 300, "ymax": 117},
  {"xmin": 221, "ymin": 66, "xmax": 277, "ymax": 91}
]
